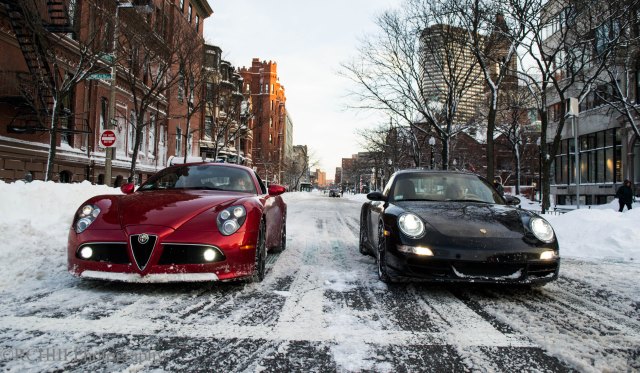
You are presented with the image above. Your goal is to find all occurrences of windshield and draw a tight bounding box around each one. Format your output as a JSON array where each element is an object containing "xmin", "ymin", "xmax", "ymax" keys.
[
  {"xmin": 138, "ymin": 164, "xmax": 257, "ymax": 194},
  {"xmin": 390, "ymin": 173, "xmax": 503, "ymax": 204}
]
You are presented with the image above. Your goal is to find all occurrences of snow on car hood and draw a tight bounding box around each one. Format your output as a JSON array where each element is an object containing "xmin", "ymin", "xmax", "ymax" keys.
[{"xmin": 396, "ymin": 201, "xmax": 526, "ymax": 238}]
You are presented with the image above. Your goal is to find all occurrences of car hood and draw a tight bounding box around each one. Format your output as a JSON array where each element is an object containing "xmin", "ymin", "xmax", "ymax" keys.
[
  {"xmin": 397, "ymin": 201, "xmax": 525, "ymax": 238},
  {"xmin": 113, "ymin": 190, "xmax": 240, "ymax": 229}
]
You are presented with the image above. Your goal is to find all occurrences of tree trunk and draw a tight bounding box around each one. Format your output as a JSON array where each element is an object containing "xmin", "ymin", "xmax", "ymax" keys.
[
  {"xmin": 45, "ymin": 98, "xmax": 59, "ymax": 181},
  {"xmin": 129, "ymin": 127, "xmax": 142, "ymax": 182},
  {"xmin": 486, "ymin": 105, "xmax": 497, "ymax": 182},
  {"xmin": 514, "ymin": 142, "xmax": 521, "ymax": 195}
]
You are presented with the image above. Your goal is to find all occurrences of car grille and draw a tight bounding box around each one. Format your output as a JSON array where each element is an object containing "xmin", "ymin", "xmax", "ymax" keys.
[
  {"xmin": 158, "ymin": 244, "xmax": 226, "ymax": 265},
  {"xmin": 76, "ymin": 243, "xmax": 130, "ymax": 264},
  {"xmin": 453, "ymin": 262, "xmax": 523, "ymax": 278},
  {"xmin": 130, "ymin": 234, "xmax": 157, "ymax": 270},
  {"xmin": 528, "ymin": 263, "xmax": 559, "ymax": 278},
  {"xmin": 406, "ymin": 257, "xmax": 557, "ymax": 281}
]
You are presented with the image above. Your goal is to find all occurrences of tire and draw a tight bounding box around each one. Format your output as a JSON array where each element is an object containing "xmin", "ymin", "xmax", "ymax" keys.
[
  {"xmin": 377, "ymin": 223, "xmax": 392, "ymax": 283},
  {"xmin": 249, "ymin": 221, "xmax": 267, "ymax": 283},
  {"xmin": 272, "ymin": 215, "xmax": 287, "ymax": 253},
  {"xmin": 358, "ymin": 214, "xmax": 369, "ymax": 256}
]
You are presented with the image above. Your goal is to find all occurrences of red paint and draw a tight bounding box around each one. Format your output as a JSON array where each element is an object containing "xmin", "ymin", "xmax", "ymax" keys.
[{"xmin": 68, "ymin": 163, "xmax": 287, "ymax": 282}]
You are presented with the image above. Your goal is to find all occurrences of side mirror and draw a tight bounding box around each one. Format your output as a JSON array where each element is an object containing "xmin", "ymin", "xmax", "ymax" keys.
[
  {"xmin": 268, "ymin": 184, "xmax": 286, "ymax": 196},
  {"xmin": 120, "ymin": 183, "xmax": 135, "ymax": 195},
  {"xmin": 367, "ymin": 191, "xmax": 387, "ymax": 201},
  {"xmin": 504, "ymin": 195, "xmax": 520, "ymax": 206}
]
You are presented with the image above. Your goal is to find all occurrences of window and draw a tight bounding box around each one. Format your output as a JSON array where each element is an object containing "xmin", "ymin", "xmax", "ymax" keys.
[
  {"xmin": 179, "ymin": 0, "xmax": 184, "ymax": 12},
  {"xmin": 595, "ymin": 20, "xmax": 621, "ymax": 55},
  {"xmin": 206, "ymin": 82, "xmax": 214, "ymax": 101},
  {"xmin": 128, "ymin": 111, "xmax": 136, "ymax": 152},
  {"xmin": 176, "ymin": 127, "xmax": 182, "ymax": 155},
  {"xmin": 100, "ymin": 97, "xmax": 107, "ymax": 132},
  {"xmin": 149, "ymin": 115, "xmax": 156, "ymax": 155},
  {"xmin": 178, "ymin": 65, "xmax": 185, "ymax": 102},
  {"xmin": 204, "ymin": 116, "xmax": 213, "ymax": 140},
  {"xmin": 188, "ymin": 5, "xmax": 192, "ymax": 23},
  {"xmin": 195, "ymin": 15, "xmax": 199, "ymax": 31},
  {"xmin": 636, "ymin": 67, "xmax": 640, "ymax": 104},
  {"xmin": 159, "ymin": 124, "xmax": 165, "ymax": 145},
  {"xmin": 187, "ymin": 131, "xmax": 193, "ymax": 155}
]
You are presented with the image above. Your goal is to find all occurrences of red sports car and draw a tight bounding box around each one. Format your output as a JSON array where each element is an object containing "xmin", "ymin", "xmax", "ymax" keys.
[{"xmin": 67, "ymin": 163, "xmax": 287, "ymax": 283}]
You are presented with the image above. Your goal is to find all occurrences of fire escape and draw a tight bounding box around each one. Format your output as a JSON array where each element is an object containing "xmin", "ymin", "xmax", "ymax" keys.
[{"xmin": 0, "ymin": 0, "xmax": 89, "ymax": 135}]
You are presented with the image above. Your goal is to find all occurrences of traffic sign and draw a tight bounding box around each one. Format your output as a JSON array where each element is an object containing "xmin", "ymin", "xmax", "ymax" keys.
[
  {"xmin": 87, "ymin": 73, "xmax": 112, "ymax": 80},
  {"xmin": 100, "ymin": 130, "xmax": 117, "ymax": 148}
]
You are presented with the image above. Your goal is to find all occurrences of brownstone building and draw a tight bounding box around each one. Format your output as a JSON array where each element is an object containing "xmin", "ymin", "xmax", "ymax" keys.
[
  {"xmin": 0, "ymin": 0, "xmax": 212, "ymax": 185},
  {"xmin": 239, "ymin": 58, "xmax": 288, "ymax": 184}
]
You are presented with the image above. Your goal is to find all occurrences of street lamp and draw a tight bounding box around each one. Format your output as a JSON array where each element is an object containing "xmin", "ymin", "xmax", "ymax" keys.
[
  {"xmin": 428, "ymin": 137, "xmax": 436, "ymax": 169},
  {"xmin": 567, "ymin": 97, "xmax": 580, "ymax": 209},
  {"xmin": 105, "ymin": 1, "xmax": 152, "ymax": 186},
  {"xmin": 536, "ymin": 137, "xmax": 542, "ymax": 204}
]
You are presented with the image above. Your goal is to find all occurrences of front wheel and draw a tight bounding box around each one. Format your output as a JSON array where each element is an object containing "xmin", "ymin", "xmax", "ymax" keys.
[
  {"xmin": 359, "ymin": 215, "xmax": 369, "ymax": 256},
  {"xmin": 273, "ymin": 215, "xmax": 287, "ymax": 253},
  {"xmin": 249, "ymin": 221, "xmax": 267, "ymax": 282},
  {"xmin": 377, "ymin": 223, "xmax": 392, "ymax": 283}
]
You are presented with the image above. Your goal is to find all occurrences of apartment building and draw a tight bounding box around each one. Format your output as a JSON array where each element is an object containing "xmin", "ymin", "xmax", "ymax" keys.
[
  {"xmin": 0, "ymin": 0, "xmax": 212, "ymax": 185},
  {"xmin": 239, "ymin": 58, "xmax": 290, "ymax": 183}
]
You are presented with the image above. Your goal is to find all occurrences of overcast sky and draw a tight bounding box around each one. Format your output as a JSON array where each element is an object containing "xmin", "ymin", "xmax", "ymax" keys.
[{"xmin": 203, "ymin": 0, "xmax": 400, "ymax": 180}]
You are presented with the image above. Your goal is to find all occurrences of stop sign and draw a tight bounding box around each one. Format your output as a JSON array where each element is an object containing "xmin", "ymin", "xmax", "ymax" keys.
[{"xmin": 100, "ymin": 130, "xmax": 117, "ymax": 148}]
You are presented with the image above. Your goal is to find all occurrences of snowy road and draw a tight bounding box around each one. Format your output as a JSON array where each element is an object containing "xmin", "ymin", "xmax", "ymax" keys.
[{"xmin": 1, "ymin": 191, "xmax": 639, "ymax": 372}]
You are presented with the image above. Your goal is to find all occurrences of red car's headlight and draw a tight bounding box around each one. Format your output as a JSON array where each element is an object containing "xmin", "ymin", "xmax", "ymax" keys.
[
  {"xmin": 217, "ymin": 205, "xmax": 247, "ymax": 235},
  {"xmin": 75, "ymin": 204, "xmax": 101, "ymax": 233}
]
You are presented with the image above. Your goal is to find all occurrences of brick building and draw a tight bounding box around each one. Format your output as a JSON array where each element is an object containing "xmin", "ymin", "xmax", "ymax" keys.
[
  {"xmin": 239, "ymin": 58, "xmax": 289, "ymax": 184},
  {"xmin": 0, "ymin": 0, "xmax": 212, "ymax": 184}
]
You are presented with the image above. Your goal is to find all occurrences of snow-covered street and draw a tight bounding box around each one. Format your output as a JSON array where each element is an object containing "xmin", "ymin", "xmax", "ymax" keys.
[{"xmin": 0, "ymin": 182, "xmax": 639, "ymax": 372}]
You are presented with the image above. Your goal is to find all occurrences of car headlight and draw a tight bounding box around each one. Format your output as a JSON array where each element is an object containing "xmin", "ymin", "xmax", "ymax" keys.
[
  {"xmin": 217, "ymin": 205, "xmax": 247, "ymax": 236},
  {"xmin": 398, "ymin": 213, "xmax": 425, "ymax": 238},
  {"xmin": 75, "ymin": 204, "xmax": 101, "ymax": 233},
  {"xmin": 530, "ymin": 217, "xmax": 555, "ymax": 243}
]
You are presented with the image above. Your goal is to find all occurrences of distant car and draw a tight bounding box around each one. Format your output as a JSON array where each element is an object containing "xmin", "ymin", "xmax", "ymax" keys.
[
  {"xmin": 359, "ymin": 170, "xmax": 559, "ymax": 285},
  {"xmin": 68, "ymin": 163, "xmax": 287, "ymax": 283},
  {"xmin": 329, "ymin": 189, "xmax": 341, "ymax": 197}
]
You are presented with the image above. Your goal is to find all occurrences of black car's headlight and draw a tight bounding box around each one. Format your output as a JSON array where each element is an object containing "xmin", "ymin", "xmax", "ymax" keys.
[
  {"xmin": 75, "ymin": 204, "xmax": 101, "ymax": 233},
  {"xmin": 217, "ymin": 205, "xmax": 247, "ymax": 236},
  {"xmin": 530, "ymin": 217, "xmax": 555, "ymax": 243},
  {"xmin": 398, "ymin": 213, "xmax": 425, "ymax": 238}
]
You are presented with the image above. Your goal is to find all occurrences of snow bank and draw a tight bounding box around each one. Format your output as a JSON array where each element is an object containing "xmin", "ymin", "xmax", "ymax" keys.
[{"xmin": 0, "ymin": 180, "xmax": 122, "ymax": 291}]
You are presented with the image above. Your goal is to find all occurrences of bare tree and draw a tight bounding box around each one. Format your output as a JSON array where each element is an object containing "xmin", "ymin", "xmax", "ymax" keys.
[
  {"xmin": 514, "ymin": 0, "xmax": 635, "ymax": 212},
  {"xmin": 451, "ymin": 0, "xmax": 531, "ymax": 182},
  {"xmin": 342, "ymin": 0, "xmax": 482, "ymax": 170},
  {"xmin": 6, "ymin": 0, "xmax": 111, "ymax": 181},
  {"xmin": 495, "ymin": 86, "xmax": 538, "ymax": 194},
  {"xmin": 591, "ymin": 20, "xmax": 640, "ymax": 141},
  {"xmin": 202, "ymin": 71, "xmax": 244, "ymax": 162},
  {"xmin": 115, "ymin": 3, "xmax": 185, "ymax": 180}
]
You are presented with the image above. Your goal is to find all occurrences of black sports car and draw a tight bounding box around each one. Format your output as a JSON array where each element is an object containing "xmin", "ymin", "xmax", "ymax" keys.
[{"xmin": 359, "ymin": 170, "xmax": 559, "ymax": 285}]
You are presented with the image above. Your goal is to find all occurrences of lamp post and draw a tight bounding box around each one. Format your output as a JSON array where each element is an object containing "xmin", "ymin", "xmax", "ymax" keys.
[
  {"xmin": 428, "ymin": 136, "xmax": 436, "ymax": 169},
  {"xmin": 536, "ymin": 137, "xmax": 542, "ymax": 204},
  {"xmin": 567, "ymin": 97, "xmax": 580, "ymax": 208}
]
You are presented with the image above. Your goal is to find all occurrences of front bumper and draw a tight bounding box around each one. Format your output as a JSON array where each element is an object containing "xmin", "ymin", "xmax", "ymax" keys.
[
  {"xmin": 385, "ymin": 244, "xmax": 559, "ymax": 284},
  {"xmin": 67, "ymin": 224, "xmax": 259, "ymax": 282}
]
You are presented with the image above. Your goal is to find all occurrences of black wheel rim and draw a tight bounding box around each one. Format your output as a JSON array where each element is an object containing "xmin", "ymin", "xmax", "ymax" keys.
[
  {"xmin": 256, "ymin": 223, "xmax": 266, "ymax": 280},
  {"xmin": 377, "ymin": 225, "xmax": 386, "ymax": 278}
]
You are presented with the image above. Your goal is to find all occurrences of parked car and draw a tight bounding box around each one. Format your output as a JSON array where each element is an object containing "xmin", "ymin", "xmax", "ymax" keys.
[
  {"xmin": 329, "ymin": 189, "xmax": 341, "ymax": 197},
  {"xmin": 68, "ymin": 163, "xmax": 287, "ymax": 283},
  {"xmin": 359, "ymin": 170, "xmax": 559, "ymax": 285}
]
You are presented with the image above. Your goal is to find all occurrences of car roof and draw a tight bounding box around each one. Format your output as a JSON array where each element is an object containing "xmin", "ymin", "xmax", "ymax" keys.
[
  {"xmin": 176, "ymin": 162, "xmax": 254, "ymax": 173},
  {"xmin": 393, "ymin": 169, "xmax": 479, "ymax": 177}
]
